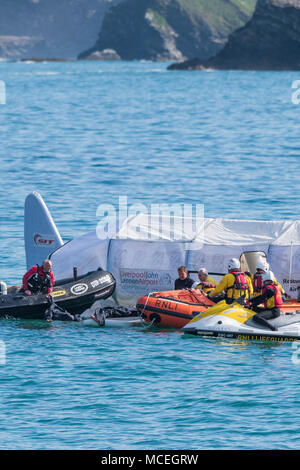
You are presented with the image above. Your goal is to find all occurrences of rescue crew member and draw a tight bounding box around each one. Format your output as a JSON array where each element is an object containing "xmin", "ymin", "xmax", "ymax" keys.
[
  {"xmin": 208, "ymin": 258, "xmax": 253, "ymax": 302},
  {"xmin": 195, "ymin": 268, "xmax": 217, "ymax": 294},
  {"xmin": 23, "ymin": 259, "xmax": 55, "ymax": 296},
  {"xmin": 174, "ymin": 266, "xmax": 194, "ymax": 290},
  {"xmin": 252, "ymin": 258, "xmax": 289, "ymax": 299},
  {"xmin": 248, "ymin": 270, "xmax": 282, "ymax": 331}
]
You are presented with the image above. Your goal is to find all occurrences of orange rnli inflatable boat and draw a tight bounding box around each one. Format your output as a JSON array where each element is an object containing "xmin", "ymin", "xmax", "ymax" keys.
[
  {"xmin": 280, "ymin": 299, "xmax": 300, "ymax": 315},
  {"xmin": 136, "ymin": 290, "xmax": 300, "ymax": 329},
  {"xmin": 136, "ymin": 289, "xmax": 215, "ymax": 328}
]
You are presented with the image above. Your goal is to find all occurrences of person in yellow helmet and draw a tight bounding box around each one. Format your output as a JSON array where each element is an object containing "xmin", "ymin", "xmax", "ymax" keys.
[
  {"xmin": 195, "ymin": 268, "xmax": 217, "ymax": 294},
  {"xmin": 208, "ymin": 258, "xmax": 253, "ymax": 302}
]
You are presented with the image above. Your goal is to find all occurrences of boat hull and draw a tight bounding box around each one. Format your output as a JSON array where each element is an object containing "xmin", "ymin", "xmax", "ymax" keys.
[
  {"xmin": 136, "ymin": 289, "xmax": 215, "ymax": 328},
  {"xmin": 183, "ymin": 326, "xmax": 300, "ymax": 342},
  {"xmin": 0, "ymin": 270, "xmax": 116, "ymax": 319},
  {"xmin": 182, "ymin": 300, "xmax": 300, "ymax": 343}
]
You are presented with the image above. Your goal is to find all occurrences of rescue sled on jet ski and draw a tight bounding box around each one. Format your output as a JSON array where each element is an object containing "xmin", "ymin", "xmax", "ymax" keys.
[
  {"xmin": 136, "ymin": 289, "xmax": 215, "ymax": 328},
  {"xmin": 182, "ymin": 299, "xmax": 300, "ymax": 342},
  {"xmin": 0, "ymin": 269, "xmax": 116, "ymax": 319}
]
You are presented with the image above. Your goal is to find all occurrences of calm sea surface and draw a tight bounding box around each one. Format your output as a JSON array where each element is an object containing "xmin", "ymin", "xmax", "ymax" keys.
[{"xmin": 0, "ymin": 60, "xmax": 300, "ymax": 449}]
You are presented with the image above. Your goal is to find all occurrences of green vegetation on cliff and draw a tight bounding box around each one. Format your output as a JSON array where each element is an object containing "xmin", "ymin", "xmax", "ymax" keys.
[
  {"xmin": 168, "ymin": 0, "xmax": 300, "ymax": 71},
  {"xmin": 79, "ymin": 0, "xmax": 257, "ymax": 61}
]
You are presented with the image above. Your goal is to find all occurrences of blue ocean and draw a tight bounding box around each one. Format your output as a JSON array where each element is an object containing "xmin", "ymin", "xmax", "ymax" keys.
[{"xmin": 0, "ymin": 60, "xmax": 300, "ymax": 450}]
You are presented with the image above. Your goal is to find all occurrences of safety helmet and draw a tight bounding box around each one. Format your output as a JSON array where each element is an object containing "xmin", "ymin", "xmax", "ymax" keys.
[
  {"xmin": 256, "ymin": 258, "xmax": 268, "ymax": 271},
  {"xmin": 261, "ymin": 270, "xmax": 275, "ymax": 284},
  {"xmin": 228, "ymin": 258, "xmax": 240, "ymax": 271}
]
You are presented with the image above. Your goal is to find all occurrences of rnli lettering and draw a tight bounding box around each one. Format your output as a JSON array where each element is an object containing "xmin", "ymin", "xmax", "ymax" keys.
[
  {"xmin": 237, "ymin": 334, "xmax": 297, "ymax": 342},
  {"xmin": 154, "ymin": 299, "xmax": 178, "ymax": 311}
]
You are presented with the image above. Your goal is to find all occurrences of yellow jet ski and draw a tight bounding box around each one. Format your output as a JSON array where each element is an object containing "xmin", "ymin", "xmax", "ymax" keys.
[{"xmin": 182, "ymin": 299, "xmax": 300, "ymax": 342}]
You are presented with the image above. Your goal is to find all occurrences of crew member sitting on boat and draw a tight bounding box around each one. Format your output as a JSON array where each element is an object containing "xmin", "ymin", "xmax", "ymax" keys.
[
  {"xmin": 248, "ymin": 270, "xmax": 282, "ymax": 331},
  {"xmin": 23, "ymin": 259, "xmax": 55, "ymax": 296},
  {"xmin": 195, "ymin": 268, "xmax": 217, "ymax": 294},
  {"xmin": 174, "ymin": 266, "xmax": 194, "ymax": 290},
  {"xmin": 252, "ymin": 258, "xmax": 289, "ymax": 299},
  {"xmin": 208, "ymin": 257, "xmax": 253, "ymax": 302}
]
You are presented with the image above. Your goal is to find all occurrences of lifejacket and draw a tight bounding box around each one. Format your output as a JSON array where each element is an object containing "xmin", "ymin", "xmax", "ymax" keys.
[
  {"xmin": 196, "ymin": 281, "xmax": 216, "ymax": 292},
  {"xmin": 262, "ymin": 282, "xmax": 283, "ymax": 309},
  {"xmin": 226, "ymin": 269, "xmax": 249, "ymax": 298},
  {"xmin": 27, "ymin": 265, "xmax": 52, "ymax": 294},
  {"xmin": 253, "ymin": 269, "xmax": 264, "ymax": 293}
]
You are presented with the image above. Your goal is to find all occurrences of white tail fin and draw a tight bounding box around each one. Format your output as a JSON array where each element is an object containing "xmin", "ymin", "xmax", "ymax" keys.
[{"xmin": 24, "ymin": 192, "xmax": 63, "ymax": 269}]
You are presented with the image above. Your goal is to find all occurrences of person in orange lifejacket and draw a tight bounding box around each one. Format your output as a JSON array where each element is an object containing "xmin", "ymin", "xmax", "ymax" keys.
[
  {"xmin": 208, "ymin": 258, "xmax": 253, "ymax": 302},
  {"xmin": 23, "ymin": 259, "xmax": 55, "ymax": 296},
  {"xmin": 252, "ymin": 258, "xmax": 289, "ymax": 299},
  {"xmin": 195, "ymin": 268, "xmax": 217, "ymax": 294},
  {"xmin": 248, "ymin": 270, "xmax": 283, "ymax": 331}
]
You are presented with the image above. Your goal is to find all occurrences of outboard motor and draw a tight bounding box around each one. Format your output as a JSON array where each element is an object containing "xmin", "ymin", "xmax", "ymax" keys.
[{"xmin": 0, "ymin": 281, "xmax": 7, "ymax": 295}]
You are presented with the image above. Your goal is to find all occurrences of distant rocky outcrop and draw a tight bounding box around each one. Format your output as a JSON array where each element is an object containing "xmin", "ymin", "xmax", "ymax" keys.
[
  {"xmin": 168, "ymin": 0, "xmax": 300, "ymax": 70},
  {"xmin": 78, "ymin": 0, "xmax": 257, "ymax": 61},
  {"xmin": 0, "ymin": 35, "xmax": 47, "ymax": 59},
  {"xmin": 0, "ymin": 0, "xmax": 123, "ymax": 60}
]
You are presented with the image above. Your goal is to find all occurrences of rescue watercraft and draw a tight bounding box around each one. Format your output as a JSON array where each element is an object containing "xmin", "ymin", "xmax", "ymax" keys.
[{"xmin": 182, "ymin": 299, "xmax": 300, "ymax": 342}]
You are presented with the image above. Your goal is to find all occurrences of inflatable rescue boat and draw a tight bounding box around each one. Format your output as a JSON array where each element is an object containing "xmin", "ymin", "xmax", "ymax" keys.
[
  {"xmin": 136, "ymin": 289, "xmax": 215, "ymax": 328},
  {"xmin": 0, "ymin": 269, "xmax": 116, "ymax": 319}
]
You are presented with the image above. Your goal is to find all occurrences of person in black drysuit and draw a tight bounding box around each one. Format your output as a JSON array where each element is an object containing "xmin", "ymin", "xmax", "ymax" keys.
[
  {"xmin": 174, "ymin": 266, "xmax": 194, "ymax": 290},
  {"xmin": 248, "ymin": 272, "xmax": 282, "ymax": 332},
  {"xmin": 44, "ymin": 297, "xmax": 81, "ymax": 322}
]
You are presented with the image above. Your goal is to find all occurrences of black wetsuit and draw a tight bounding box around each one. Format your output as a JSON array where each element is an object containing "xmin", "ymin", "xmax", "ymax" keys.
[
  {"xmin": 250, "ymin": 286, "xmax": 281, "ymax": 331},
  {"xmin": 174, "ymin": 277, "xmax": 194, "ymax": 290}
]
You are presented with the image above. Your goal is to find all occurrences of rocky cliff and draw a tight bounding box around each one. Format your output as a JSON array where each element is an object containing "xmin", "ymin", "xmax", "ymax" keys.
[
  {"xmin": 0, "ymin": 0, "xmax": 123, "ymax": 59},
  {"xmin": 78, "ymin": 0, "xmax": 257, "ymax": 61},
  {"xmin": 168, "ymin": 0, "xmax": 300, "ymax": 70}
]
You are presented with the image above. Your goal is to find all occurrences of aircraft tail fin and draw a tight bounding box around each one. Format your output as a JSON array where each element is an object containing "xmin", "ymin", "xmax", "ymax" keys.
[{"xmin": 24, "ymin": 192, "xmax": 63, "ymax": 269}]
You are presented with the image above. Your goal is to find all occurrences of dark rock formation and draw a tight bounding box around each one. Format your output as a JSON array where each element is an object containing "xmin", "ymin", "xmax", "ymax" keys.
[
  {"xmin": 168, "ymin": 0, "xmax": 300, "ymax": 70},
  {"xmin": 0, "ymin": 0, "xmax": 123, "ymax": 60},
  {"xmin": 83, "ymin": 49, "xmax": 121, "ymax": 60},
  {"xmin": 78, "ymin": 0, "xmax": 256, "ymax": 61}
]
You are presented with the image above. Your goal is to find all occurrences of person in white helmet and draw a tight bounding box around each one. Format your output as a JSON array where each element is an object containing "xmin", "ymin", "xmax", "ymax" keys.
[
  {"xmin": 248, "ymin": 270, "xmax": 283, "ymax": 331},
  {"xmin": 208, "ymin": 257, "xmax": 253, "ymax": 302},
  {"xmin": 252, "ymin": 258, "xmax": 289, "ymax": 299}
]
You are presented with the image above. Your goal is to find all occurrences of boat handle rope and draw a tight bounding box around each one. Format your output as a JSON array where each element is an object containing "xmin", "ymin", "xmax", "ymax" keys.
[{"xmin": 139, "ymin": 292, "xmax": 154, "ymax": 325}]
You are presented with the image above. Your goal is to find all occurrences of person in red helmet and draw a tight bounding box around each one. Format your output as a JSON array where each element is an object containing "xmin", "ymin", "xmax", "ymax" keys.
[{"xmin": 23, "ymin": 259, "xmax": 55, "ymax": 296}]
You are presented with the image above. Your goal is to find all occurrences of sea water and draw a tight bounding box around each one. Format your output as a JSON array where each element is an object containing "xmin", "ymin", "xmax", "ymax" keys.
[{"xmin": 0, "ymin": 60, "xmax": 300, "ymax": 449}]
